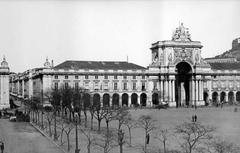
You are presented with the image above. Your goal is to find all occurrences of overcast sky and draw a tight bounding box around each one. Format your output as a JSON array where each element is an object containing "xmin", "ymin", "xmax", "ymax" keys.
[{"xmin": 0, "ymin": 0, "xmax": 240, "ymax": 73}]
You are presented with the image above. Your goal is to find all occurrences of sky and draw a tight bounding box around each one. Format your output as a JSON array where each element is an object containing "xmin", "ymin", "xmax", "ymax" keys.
[{"xmin": 0, "ymin": 0, "xmax": 239, "ymax": 73}]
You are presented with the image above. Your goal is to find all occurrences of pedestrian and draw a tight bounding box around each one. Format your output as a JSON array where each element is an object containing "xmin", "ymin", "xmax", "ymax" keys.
[
  {"xmin": 194, "ymin": 114, "xmax": 197, "ymax": 122},
  {"xmin": 192, "ymin": 115, "xmax": 194, "ymax": 122},
  {"xmin": 0, "ymin": 141, "xmax": 4, "ymax": 153}
]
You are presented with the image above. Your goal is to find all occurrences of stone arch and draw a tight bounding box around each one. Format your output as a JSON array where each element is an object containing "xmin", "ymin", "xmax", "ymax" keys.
[
  {"xmin": 112, "ymin": 93, "xmax": 119, "ymax": 107},
  {"xmin": 93, "ymin": 93, "xmax": 101, "ymax": 108},
  {"xmin": 140, "ymin": 93, "xmax": 147, "ymax": 106},
  {"xmin": 103, "ymin": 93, "xmax": 110, "ymax": 107},
  {"xmin": 212, "ymin": 92, "xmax": 218, "ymax": 104},
  {"xmin": 203, "ymin": 92, "xmax": 209, "ymax": 106},
  {"xmin": 122, "ymin": 93, "xmax": 128, "ymax": 107},
  {"xmin": 228, "ymin": 91, "xmax": 234, "ymax": 104},
  {"xmin": 152, "ymin": 93, "xmax": 159, "ymax": 105},
  {"xmin": 220, "ymin": 92, "xmax": 226, "ymax": 102},
  {"xmin": 131, "ymin": 93, "xmax": 138, "ymax": 106},
  {"xmin": 83, "ymin": 93, "xmax": 91, "ymax": 108},
  {"xmin": 236, "ymin": 91, "xmax": 240, "ymax": 103}
]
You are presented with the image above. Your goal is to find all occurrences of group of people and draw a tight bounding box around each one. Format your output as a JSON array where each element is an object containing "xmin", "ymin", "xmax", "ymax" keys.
[{"xmin": 192, "ymin": 114, "xmax": 197, "ymax": 122}]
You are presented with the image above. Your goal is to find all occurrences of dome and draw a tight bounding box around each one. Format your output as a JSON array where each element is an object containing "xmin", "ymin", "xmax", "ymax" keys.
[{"xmin": 1, "ymin": 56, "xmax": 8, "ymax": 68}]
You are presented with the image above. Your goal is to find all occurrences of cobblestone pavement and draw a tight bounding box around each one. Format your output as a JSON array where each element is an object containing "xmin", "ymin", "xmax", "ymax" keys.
[{"xmin": 0, "ymin": 118, "xmax": 65, "ymax": 153}]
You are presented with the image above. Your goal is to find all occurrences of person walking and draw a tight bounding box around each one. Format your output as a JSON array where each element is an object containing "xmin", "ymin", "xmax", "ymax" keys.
[{"xmin": 0, "ymin": 141, "xmax": 4, "ymax": 153}]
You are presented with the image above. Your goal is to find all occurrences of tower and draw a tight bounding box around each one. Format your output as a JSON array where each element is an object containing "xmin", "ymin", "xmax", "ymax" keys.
[{"xmin": 0, "ymin": 56, "xmax": 10, "ymax": 109}]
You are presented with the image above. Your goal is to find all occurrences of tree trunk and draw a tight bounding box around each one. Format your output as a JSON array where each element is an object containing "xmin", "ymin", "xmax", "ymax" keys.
[
  {"xmin": 60, "ymin": 129, "xmax": 64, "ymax": 145},
  {"xmin": 91, "ymin": 115, "xmax": 93, "ymax": 130},
  {"xmin": 98, "ymin": 120, "xmax": 101, "ymax": 131},
  {"xmin": 78, "ymin": 111, "xmax": 81, "ymax": 124},
  {"xmin": 48, "ymin": 122, "xmax": 52, "ymax": 136},
  {"xmin": 54, "ymin": 111, "xmax": 57, "ymax": 140},
  {"xmin": 106, "ymin": 120, "xmax": 109, "ymax": 133},
  {"xmin": 84, "ymin": 111, "xmax": 87, "ymax": 128},
  {"xmin": 128, "ymin": 127, "xmax": 132, "ymax": 146},
  {"xmin": 163, "ymin": 141, "xmax": 166, "ymax": 153},
  {"xmin": 67, "ymin": 134, "xmax": 70, "ymax": 151},
  {"xmin": 87, "ymin": 143, "xmax": 91, "ymax": 153},
  {"xmin": 120, "ymin": 144, "xmax": 123, "ymax": 153}
]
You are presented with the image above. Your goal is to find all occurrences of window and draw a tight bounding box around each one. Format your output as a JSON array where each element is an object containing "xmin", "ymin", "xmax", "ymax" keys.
[
  {"xmin": 54, "ymin": 75, "xmax": 58, "ymax": 79},
  {"xmin": 104, "ymin": 75, "xmax": 108, "ymax": 79},
  {"xmin": 65, "ymin": 82, "xmax": 68, "ymax": 89},
  {"xmin": 123, "ymin": 75, "xmax": 127, "ymax": 79},
  {"xmin": 95, "ymin": 82, "xmax": 99, "ymax": 90},
  {"xmin": 75, "ymin": 75, "xmax": 79, "ymax": 79},
  {"xmin": 104, "ymin": 82, "xmax": 108, "ymax": 90},
  {"xmin": 54, "ymin": 82, "xmax": 58, "ymax": 89},
  {"xmin": 65, "ymin": 75, "xmax": 68, "ymax": 79},
  {"xmin": 133, "ymin": 82, "xmax": 136, "ymax": 90},
  {"xmin": 123, "ymin": 82, "xmax": 127, "ymax": 90},
  {"xmin": 75, "ymin": 82, "xmax": 79, "ymax": 89},
  {"xmin": 85, "ymin": 75, "xmax": 89, "ymax": 79},
  {"xmin": 114, "ymin": 82, "xmax": 118, "ymax": 90},
  {"xmin": 142, "ymin": 82, "xmax": 146, "ymax": 91},
  {"xmin": 133, "ymin": 75, "xmax": 136, "ymax": 79},
  {"xmin": 95, "ymin": 75, "xmax": 98, "ymax": 79},
  {"xmin": 114, "ymin": 75, "xmax": 118, "ymax": 79}
]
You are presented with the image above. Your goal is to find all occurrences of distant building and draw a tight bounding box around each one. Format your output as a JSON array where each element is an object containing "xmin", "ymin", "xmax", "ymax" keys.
[
  {"xmin": 9, "ymin": 24, "xmax": 240, "ymax": 107},
  {"xmin": 0, "ymin": 57, "xmax": 10, "ymax": 109}
]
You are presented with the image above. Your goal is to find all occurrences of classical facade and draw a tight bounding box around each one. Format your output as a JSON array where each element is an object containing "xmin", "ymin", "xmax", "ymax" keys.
[
  {"xmin": 0, "ymin": 57, "xmax": 10, "ymax": 109},
  {"xmin": 9, "ymin": 24, "xmax": 240, "ymax": 107}
]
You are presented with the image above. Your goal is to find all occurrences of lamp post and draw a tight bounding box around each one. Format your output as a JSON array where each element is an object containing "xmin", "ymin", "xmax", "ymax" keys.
[{"xmin": 74, "ymin": 112, "xmax": 80, "ymax": 153}]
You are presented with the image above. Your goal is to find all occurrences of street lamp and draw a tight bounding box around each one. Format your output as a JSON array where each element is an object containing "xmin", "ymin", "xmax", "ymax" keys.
[{"xmin": 74, "ymin": 112, "xmax": 80, "ymax": 153}]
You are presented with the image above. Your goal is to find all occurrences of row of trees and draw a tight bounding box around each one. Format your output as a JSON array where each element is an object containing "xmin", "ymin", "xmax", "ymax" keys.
[{"xmin": 25, "ymin": 86, "xmax": 240, "ymax": 153}]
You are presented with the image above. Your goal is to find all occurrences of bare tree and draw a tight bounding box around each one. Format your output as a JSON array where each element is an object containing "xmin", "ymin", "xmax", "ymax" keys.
[
  {"xmin": 56, "ymin": 118, "xmax": 68, "ymax": 145},
  {"xmin": 79, "ymin": 126, "xmax": 95, "ymax": 153},
  {"xmin": 114, "ymin": 107, "xmax": 130, "ymax": 130},
  {"xmin": 123, "ymin": 113, "xmax": 136, "ymax": 146},
  {"xmin": 44, "ymin": 106, "xmax": 54, "ymax": 137},
  {"xmin": 93, "ymin": 106, "xmax": 106, "ymax": 131},
  {"xmin": 137, "ymin": 115, "xmax": 156, "ymax": 153},
  {"xmin": 94, "ymin": 131, "xmax": 117, "ymax": 153},
  {"xmin": 175, "ymin": 121, "xmax": 215, "ymax": 153},
  {"xmin": 63, "ymin": 120, "xmax": 75, "ymax": 151},
  {"xmin": 103, "ymin": 107, "xmax": 114, "ymax": 133},
  {"xmin": 208, "ymin": 138, "xmax": 240, "ymax": 153},
  {"xmin": 154, "ymin": 128, "xmax": 171, "ymax": 153},
  {"xmin": 89, "ymin": 104, "xmax": 95, "ymax": 130}
]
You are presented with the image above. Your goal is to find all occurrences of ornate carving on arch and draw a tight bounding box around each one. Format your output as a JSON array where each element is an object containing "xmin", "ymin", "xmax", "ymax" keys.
[{"xmin": 173, "ymin": 48, "xmax": 193, "ymax": 64}]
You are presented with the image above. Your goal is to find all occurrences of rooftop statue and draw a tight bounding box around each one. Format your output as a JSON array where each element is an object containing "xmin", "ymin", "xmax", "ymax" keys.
[{"xmin": 172, "ymin": 23, "xmax": 191, "ymax": 41}]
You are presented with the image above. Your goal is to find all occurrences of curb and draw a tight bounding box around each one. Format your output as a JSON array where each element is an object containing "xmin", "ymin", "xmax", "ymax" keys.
[{"xmin": 30, "ymin": 122, "xmax": 68, "ymax": 153}]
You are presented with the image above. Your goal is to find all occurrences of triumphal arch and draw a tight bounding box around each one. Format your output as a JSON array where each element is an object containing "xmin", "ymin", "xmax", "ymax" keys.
[{"xmin": 147, "ymin": 23, "xmax": 211, "ymax": 107}]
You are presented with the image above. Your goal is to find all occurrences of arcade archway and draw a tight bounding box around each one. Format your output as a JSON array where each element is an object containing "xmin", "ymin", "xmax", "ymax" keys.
[{"xmin": 175, "ymin": 62, "xmax": 192, "ymax": 107}]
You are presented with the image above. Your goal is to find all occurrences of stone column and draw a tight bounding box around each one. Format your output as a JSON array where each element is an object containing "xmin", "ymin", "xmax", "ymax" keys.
[
  {"xmin": 128, "ymin": 95, "xmax": 132, "ymax": 107},
  {"xmin": 172, "ymin": 79, "xmax": 175, "ymax": 102},
  {"xmin": 17, "ymin": 81, "xmax": 20, "ymax": 95},
  {"xmin": 119, "ymin": 94, "xmax": 122, "ymax": 107},
  {"xmin": 22, "ymin": 80, "xmax": 24, "ymax": 98},
  {"xmin": 233, "ymin": 91, "xmax": 237, "ymax": 103},
  {"xmin": 217, "ymin": 91, "xmax": 221, "ymax": 102},
  {"xmin": 168, "ymin": 80, "xmax": 172, "ymax": 102},
  {"xmin": 196, "ymin": 80, "xmax": 199, "ymax": 101},
  {"xmin": 137, "ymin": 95, "xmax": 140, "ymax": 105},
  {"xmin": 100, "ymin": 95, "xmax": 103, "ymax": 107},
  {"xmin": 109, "ymin": 95, "xmax": 113, "ymax": 107},
  {"xmin": 199, "ymin": 80, "xmax": 203, "ymax": 101},
  {"xmin": 164, "ymin": 80, "xmax": 168, "ymax": 102},
  {"xmin": 225, "ymin": 91, "xmax": 229, "ymax": 103},
  {"xmin": 160, "ymin": 79, "xmax": 163, "ymax": 102}
]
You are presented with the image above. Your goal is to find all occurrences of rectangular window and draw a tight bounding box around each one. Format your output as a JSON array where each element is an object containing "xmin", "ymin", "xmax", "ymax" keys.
[
  {"xmin": 65, "ymin": 75, "xmax": 68, "ymax": 79},
  {"xmin": 85, "ymin": 75, "xmax": 89, "ymax": 79},
  {"xmin": 54, "ymin": 75, "xmax": 58, "ymax": 79},
  {"xmin": 133, "ymin": 82, "xmax": 136, "ymax": 90},
  {"xmin": 54, "ymin": 82, "xmax": 58, "ymax": 89},
  {"xmin": 114, "ymin": 82, "xmax": 118, "ymax": 90},
  {"xmin": 65, "ymin": 82, "xmax": 68, "ymax": 89},
  {"xmin": 133, "ymin": 75, "xmax": 136, "ymax": 79},
  {"xmin": 75, "ymin": 82, "xmax": 79, "ymax": 89},
  {"xmin": 104, "ymin": 82, "xmax": 108, "ymax": 90},
  {"xmin": 104, "ymin": 75, "xmax": 108, "ymax": 79},
  {"xmin": 75, "ymin": 75, "xmax": 79, "ymax": 79},
  {"xmin": 123, "ymin": 82, "xmax": 127, "ymax": 90},
  {"xmin": 114, "ymin": 75, "xmax": 118, "ymax": 80},
  {"xmin": 142, "ymin": 82, "xmax": 146, "ymax": 91},
  {"xmin": 95, "ymin": 75, "xmax": 98, "ymax": 79}
]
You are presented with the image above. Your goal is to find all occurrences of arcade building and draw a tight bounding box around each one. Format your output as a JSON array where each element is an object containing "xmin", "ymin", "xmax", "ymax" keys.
[{"xmin": 9, "ymin": 24, "xmax": 240, "ymax": 108}]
